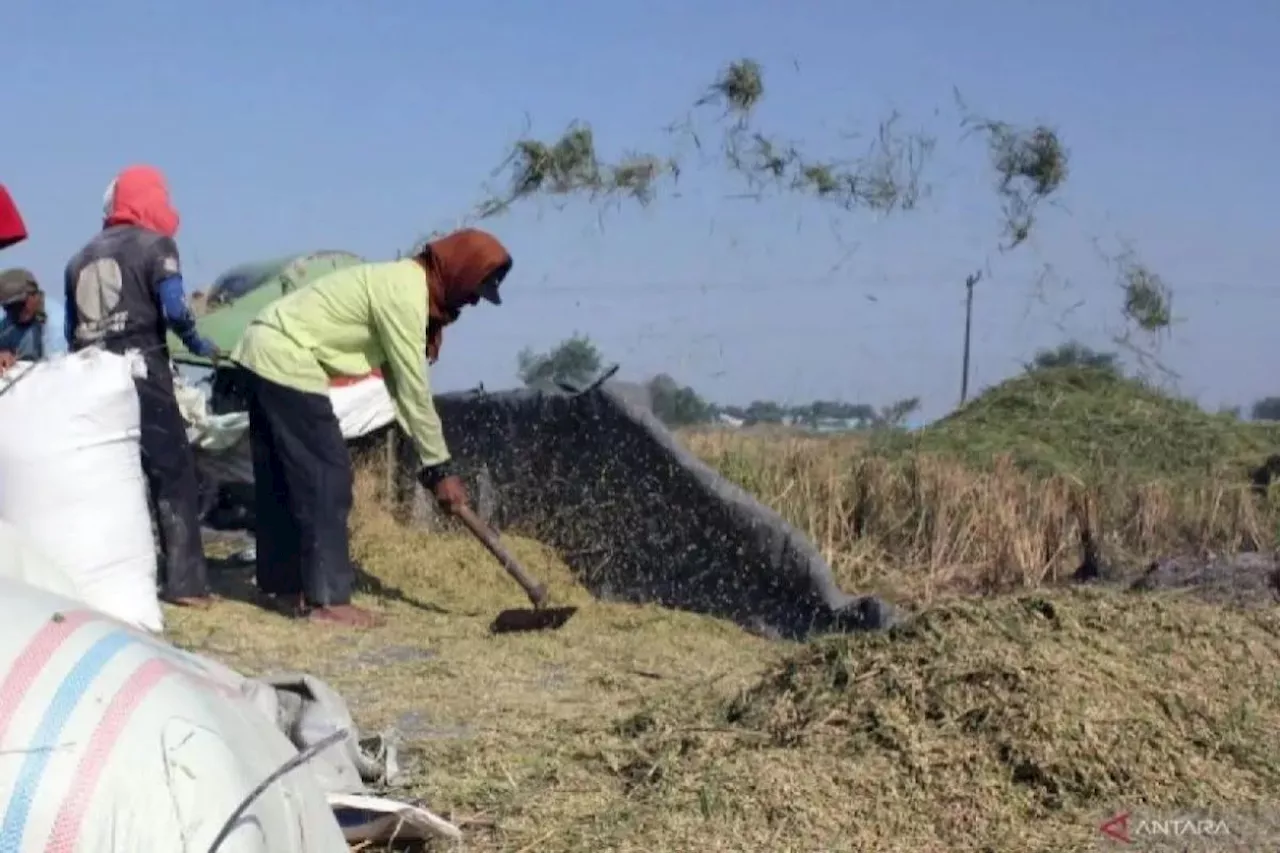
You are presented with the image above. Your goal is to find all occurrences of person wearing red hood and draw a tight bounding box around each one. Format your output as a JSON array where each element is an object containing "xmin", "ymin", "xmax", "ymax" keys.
[
  {"xmin": 65, "ymin": 165, "xmax": 218, "ymax": 608},
  {"xmin": 230, "ymin": 228, "xmax": 513, "ymax": 627},
  {"xmin": 0, "ymin": 184, "xmax": 28, "ymax": 252},
  {"xmin": 0, "ymin": 187, "xmax": 43, "ymax": 371}
]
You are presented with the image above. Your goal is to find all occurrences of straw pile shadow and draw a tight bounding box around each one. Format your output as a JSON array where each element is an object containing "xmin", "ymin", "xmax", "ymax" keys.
[{"xmin": 420, "ymin": 383, "xmax": 897, "ymax": 640}]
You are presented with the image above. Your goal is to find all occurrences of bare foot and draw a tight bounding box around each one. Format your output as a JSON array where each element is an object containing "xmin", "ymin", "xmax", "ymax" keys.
[{"xmin": 306, "ymin": 604, "xmax": 382, "ymax": 628}]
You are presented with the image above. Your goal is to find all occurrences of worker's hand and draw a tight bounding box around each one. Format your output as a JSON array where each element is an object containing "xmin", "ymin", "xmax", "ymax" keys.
[
  {"xmin": 190, "ymin": 336, "xmax": 222, "ymax": 363},
  {"xmin": 0, "ymin": 351, "xmax": 16, "ymax": 373},
  {"xmin": 433, "ymin": 474, "xmax": 470, "ymax": 514},
  {"xmin": 418, "ymin": 463, "xmax": 470, "ymax": 514}
]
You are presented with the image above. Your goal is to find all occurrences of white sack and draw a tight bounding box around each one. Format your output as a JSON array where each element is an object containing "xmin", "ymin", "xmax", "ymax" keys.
[
  {"xmin": 0, "ymin": 352, "xmax": 162, "ymax": 632},
  {"xmin": 0, "ymin": 520, "xmax": 82, "ymax": 602},
  {"xmin": 174, "ymin": 374, "xmax": 250, "ymax": 453},
  {"xmin": 0, "ymin": 577, "xmax": 348, "ymax": 852},
  {"xmin": 329, "ymin": 793, "xmax": 461, "ymax": 844},
  {"xmin": 177, "ymin": 373, "xmax": 396, "ymax": 454},
  {"xmin": 182, "ymin": 374, "xmax": 398, "ymax": 490},
  {"xmin": 329, "ymin": 376, "xmax": 396, "ymax": 439}
]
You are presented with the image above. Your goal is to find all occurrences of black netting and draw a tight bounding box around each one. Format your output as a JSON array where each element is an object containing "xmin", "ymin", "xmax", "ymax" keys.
[
  {"xmin": 430, "ymin": 384, "xmax": 896, "ymax": 639},
  {"xmin": 202, "ymin": 382, "xmax": 898, "ymax": 639}
]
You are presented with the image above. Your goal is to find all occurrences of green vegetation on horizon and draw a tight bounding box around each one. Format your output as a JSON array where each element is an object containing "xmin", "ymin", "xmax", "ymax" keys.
[{"xmin": 516, "ymin": 334, "xmax": 1280, "ymax": 482}]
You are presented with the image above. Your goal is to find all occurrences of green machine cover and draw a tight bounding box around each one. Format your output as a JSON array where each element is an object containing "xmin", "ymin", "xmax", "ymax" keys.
[{"xmin": 168, "ymin": 250, "xmax": 366, "ymax": 365}]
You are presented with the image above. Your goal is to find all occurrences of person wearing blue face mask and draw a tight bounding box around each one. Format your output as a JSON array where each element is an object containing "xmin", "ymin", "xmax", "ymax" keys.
[{"xmin": 0, "ymin": 268, "xmax": 47, "ymax": 371}]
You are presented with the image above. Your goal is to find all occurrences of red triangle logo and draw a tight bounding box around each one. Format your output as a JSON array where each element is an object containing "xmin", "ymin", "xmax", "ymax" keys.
[{"xmin": 1100, "ymin": 812, "xmax": 1131, "ymax": 843}]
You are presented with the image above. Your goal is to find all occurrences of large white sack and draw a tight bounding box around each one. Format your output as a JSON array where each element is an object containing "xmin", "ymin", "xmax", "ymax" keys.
[
  {"xmin": 0, "ymin": 352, "xmax": 162, "ymax": 632},
  {"xmin": 0, "ymin": 577, "xmax": 348, "ymax": 853},
  {"xmin": 0, "ymin": 520, "xmax": 82, "ymax": 602}
]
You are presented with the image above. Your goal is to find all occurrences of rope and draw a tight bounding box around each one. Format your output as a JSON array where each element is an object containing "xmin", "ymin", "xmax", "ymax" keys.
[{"xmin": 206, "ymin": 727, "xmax": 349, "ymax": 853}]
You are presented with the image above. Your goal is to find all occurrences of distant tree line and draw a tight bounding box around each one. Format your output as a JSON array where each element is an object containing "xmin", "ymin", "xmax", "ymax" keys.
[
  {"xmin": 1250, "ymin": 398, "xmax": 1280, "ymax": 422},
  {"xmin": 513, "ymin": 334, "xmax": 1280, "ymax": 429},
  {"xmin": 515, "ymin": 334, "xmax": 920, "ymax": 430},
  {"xmin": 716, "ymin": 398, "xmax": 920, "ymax": 429}
]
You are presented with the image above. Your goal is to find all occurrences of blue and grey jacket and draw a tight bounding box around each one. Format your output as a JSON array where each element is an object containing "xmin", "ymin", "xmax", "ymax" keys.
[{"xmin": 0, "ymin": 315, "xmax": 45, "ymax": 361}]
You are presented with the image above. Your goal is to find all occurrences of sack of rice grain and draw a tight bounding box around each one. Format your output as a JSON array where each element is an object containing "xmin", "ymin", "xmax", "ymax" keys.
[{"xmin": 0, "ymin": 350, "xmax": 161, "ymax": 631}]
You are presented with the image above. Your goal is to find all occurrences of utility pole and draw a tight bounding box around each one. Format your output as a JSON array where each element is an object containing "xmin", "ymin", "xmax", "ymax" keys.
[{"xmin": 959, "ymin": 270, "xmax": 983, "ymax": 405}]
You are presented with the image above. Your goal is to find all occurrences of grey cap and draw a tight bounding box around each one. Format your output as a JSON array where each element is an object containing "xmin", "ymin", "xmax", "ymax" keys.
[{"xmin": 0, "ymin": 268, "xmax": 37, "ymax": 306}]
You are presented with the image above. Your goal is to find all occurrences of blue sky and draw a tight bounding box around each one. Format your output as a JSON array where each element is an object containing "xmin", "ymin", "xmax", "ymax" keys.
[{"xmin": 6, "ymin": 0, "xmax": 1279, "ymax": 419}]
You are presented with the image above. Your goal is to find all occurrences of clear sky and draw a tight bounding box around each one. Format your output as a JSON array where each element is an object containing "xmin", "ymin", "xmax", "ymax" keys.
[{"xmin": 6, "ymin": 0, "xmax": 1279, "ymax": 420}]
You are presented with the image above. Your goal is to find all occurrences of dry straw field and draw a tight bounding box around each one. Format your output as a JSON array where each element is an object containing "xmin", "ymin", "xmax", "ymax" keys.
[
  {"xmin": 685, "ymin": 367, "xmax": 1280, "ymax": 603},
  {"xmin": 168, "ymin": 367, "xmax": 1280, "ymax": 852}
]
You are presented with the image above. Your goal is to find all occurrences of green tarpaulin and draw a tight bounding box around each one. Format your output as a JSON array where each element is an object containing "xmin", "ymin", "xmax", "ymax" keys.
[{"xmin": 169, "ymin": 250, "xmax": 366, "ymax": 364}]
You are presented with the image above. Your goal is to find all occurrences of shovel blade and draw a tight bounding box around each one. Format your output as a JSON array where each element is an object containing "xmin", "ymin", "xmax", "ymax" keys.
[{"xmin": 490, "ymin": 606, "xmax": 578, "ymax": 634}]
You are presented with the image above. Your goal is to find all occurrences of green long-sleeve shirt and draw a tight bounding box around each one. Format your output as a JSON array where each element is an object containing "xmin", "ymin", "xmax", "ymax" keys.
[{"xmin": 231, "ymin": 258, "xmax": 449, "ymax": 468}]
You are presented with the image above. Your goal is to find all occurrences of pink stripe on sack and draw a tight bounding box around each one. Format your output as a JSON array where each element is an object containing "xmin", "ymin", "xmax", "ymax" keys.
[
  {"xmin": 0, "ymin": 611, "xmax": 95, "ymax": 744},
  {"xmin": 43, "ymin": 658, "xmax": 176, "ymax": 853}
]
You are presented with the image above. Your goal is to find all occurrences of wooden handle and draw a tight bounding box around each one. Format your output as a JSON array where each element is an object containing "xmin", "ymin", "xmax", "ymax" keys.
[{"xmin": 452, "ymin": 504, "xmax": 548, "ymax": 608}]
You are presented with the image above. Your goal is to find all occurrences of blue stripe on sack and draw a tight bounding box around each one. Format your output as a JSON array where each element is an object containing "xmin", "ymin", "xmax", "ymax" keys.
[{"xmin": 0, "ymin": 630, "xmax": 134, "ymax": 853}]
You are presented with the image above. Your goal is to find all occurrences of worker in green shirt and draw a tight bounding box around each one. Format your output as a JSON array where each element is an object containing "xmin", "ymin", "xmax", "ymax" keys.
[{"xmin": 231, "ymin": 227, "xmax": 514, "ymax": 627}]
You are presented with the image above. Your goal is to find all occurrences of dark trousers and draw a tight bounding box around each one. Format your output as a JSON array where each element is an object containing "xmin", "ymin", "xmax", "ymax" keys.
[
  {"xmin": 245, "ymin": 370, "xmax": 355, "ymax": 607},
  {"xmin": 135, "ymin": 367, "xmax": 210, "ymax": 599}
]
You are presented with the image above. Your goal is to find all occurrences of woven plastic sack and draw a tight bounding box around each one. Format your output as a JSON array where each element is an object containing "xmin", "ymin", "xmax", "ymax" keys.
[
  {"xmin": 0, "ymin": 351, "xmax": 161, "ymax": 631},
  {"xmin": 0, "ymin": 577, "xmax": 348, "ymax": 852}
]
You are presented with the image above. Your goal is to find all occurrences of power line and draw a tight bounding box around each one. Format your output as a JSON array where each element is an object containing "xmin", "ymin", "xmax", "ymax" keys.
[{"xmin": 514, "ymin": 277, "xmax": 1280, "ymax": 297}]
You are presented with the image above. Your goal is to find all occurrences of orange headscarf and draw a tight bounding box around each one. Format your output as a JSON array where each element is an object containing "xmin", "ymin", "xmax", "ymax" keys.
[
  {"xmin": 103, "ymin": 165, "xmax": 180, "ymax": 238},
  {"xmin": 420, "ymin": 228, "xmax": 512, "ymax": 362}
]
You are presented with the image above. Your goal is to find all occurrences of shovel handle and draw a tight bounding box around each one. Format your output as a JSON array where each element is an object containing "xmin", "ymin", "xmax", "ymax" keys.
[{"xmin": 451, "ymin": 504, "xmax": 548, "ymax": 608}]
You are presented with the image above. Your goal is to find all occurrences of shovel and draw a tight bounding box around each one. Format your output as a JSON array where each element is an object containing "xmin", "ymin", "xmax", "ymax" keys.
[{"xmin": 450, "ymin": 504, "xmax": 578, "ymax": 634}]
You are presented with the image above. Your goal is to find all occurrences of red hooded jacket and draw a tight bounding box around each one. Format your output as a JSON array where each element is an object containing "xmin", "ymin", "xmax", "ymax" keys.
[{"xmin": 0, "ymin": 185, "xmax": 28, "ymax": 251}]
